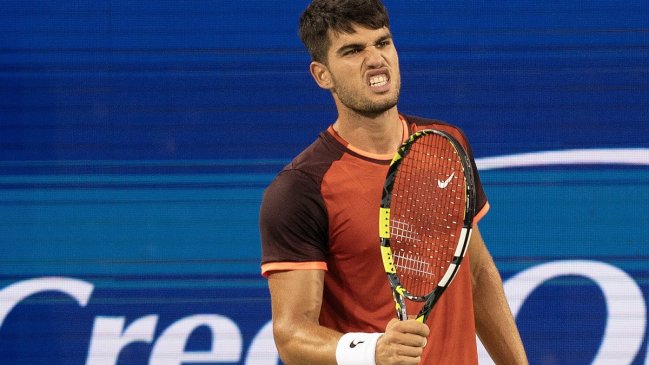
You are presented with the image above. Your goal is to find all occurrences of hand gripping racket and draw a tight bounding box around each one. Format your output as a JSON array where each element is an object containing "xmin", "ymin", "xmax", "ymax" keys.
[{"xmin": 379, "ymin": 129, "xmax": 476, "ymax": 323}]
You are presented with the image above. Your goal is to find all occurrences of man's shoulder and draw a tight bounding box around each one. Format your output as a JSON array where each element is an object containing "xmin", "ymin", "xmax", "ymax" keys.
[
  {"xmin": 402, "ymin": 114, "xmax": 463, "ymax": 133},
  {"xmin": 402, "ymin": 114, "xmax": 471, "ymax": 146},
  {"xmin": 272, "ymin": 128, "xmax": 345, "ymax": 187}
]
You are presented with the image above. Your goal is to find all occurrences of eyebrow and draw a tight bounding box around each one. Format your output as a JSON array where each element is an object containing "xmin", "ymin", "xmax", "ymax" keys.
[{"xmin": 335, "ymin": 32, "xmax": 393, "ymax": 56}]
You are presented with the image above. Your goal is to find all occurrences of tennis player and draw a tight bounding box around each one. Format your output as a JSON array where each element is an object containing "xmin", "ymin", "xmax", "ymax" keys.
[{"xmin": 259, "ymin": 0, "xmax": 528, "ymax": 364}]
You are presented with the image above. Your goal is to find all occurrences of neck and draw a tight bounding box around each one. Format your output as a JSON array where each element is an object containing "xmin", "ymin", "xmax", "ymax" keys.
[{"xmin": 333, "ymin": 107, "xmax": 403, "ymax": 155}]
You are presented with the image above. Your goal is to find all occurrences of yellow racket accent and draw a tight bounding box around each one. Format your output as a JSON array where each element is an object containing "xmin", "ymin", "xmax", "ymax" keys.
[
  {"xmin": 381, "ymin": 246, "xmax": 396, "ymax": 273},
  {"xmin": 379, "ymin": 207, "xmax": 391, "ymax": 239},
  {"xmin": 395, "ymin": 285, "xmax": 406, "ymax": 296},
  {"xmin": 390, "ymin": 152, "xmax": 403, "ymax": 166},
  {"xmin": 392, "ymin": 293, "xmax": 403, "ymax": 313}
]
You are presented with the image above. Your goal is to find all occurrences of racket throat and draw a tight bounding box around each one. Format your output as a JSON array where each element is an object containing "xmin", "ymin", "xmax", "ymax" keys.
[{"xmin": 392, "ymin": 289, "xmax": 408, "ymax": 321}]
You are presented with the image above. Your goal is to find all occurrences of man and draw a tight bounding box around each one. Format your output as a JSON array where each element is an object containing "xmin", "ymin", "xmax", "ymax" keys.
[{"xmin": 259, "ymin": 0, "xmax": 528, "ymax": 364}]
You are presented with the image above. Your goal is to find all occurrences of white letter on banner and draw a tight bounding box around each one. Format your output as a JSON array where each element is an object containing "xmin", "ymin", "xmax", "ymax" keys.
[
  {"xmin": 0, "ymin": 277, "xmax": 93, "ymax": 328},
  {"xmin": 149, "ymin": 314, "xmax": 242, "ymax": 365},
  {"xmin": 86, "ymin": 315, "xmax": 158, "ymax": 365},
  {"xmin": 477, "ymin": 260, "xmax": 646, "ymax": 365},
  {"xmin": 245, "ymin": 320, "xmax": 280, "ymax": 365}
]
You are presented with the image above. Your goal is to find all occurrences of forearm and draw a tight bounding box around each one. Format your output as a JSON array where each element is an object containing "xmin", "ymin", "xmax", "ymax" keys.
[
  {"xmin": 473, "ymin": 257, "xmax": 528, "ymax": 364},
  {"xmin": 273, "ymin": 318, "xmax": 341, "ymax": 365},
  {"xmin": 268, "ymin": 269, "xmax": 428, "ymax": 365},
  {"xmin": 269, "ymin": 270, "xmax": 342, "ymax": 365}
]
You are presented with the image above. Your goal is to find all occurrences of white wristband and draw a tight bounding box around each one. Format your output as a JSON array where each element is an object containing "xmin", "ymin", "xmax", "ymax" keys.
[{"xmin": 335, "ymin": 332, "xmax": 383, "ymax": 365}]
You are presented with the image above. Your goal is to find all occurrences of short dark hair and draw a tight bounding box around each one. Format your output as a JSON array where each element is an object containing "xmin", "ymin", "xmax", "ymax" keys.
[{"xmin": 299, "ymin": 0, "xmax": 390, "ymax": 63}]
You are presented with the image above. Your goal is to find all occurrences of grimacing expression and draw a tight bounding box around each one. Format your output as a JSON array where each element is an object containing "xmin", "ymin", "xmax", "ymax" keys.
[{"xmin": 321, "ymin": 25, "xmax": 401, "ymax": 116}]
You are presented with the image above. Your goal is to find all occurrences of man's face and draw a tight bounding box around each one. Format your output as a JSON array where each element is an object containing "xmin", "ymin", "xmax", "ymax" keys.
[{"xmin": 320, "ymin": 24, "xmax": 401, "ymax": 116}]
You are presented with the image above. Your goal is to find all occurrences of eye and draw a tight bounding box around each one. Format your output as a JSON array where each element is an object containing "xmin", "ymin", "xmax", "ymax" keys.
[
  {"xmin": 376, "ymin": 39, "xmax": 391, "ymax": 48},
  {"xmin": 344, "ymin": 47, "xmax": 362, "ymax": 56}
]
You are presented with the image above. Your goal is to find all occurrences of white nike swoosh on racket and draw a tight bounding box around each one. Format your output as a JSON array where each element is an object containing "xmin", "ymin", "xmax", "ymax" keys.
[{"xmin": 437, "ymin": 172, "xmax": 455, "ymax": 189}]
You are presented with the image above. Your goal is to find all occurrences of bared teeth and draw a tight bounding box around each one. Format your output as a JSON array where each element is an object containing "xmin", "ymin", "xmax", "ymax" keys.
[{"xmin": 369, "ymin": 75, "xmax": 388, "ymax": 87}]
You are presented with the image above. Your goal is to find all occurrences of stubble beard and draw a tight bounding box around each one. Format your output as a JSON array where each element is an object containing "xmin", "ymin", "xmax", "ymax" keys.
[{"xmin": 333, "ymin": 80, "xmax": 400, "ymax": 118}]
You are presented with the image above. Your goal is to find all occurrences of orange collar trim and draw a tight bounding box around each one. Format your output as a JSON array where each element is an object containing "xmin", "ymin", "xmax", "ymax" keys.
[{"xmin": 328, "ymin": 116, "xmax": 409, "ymax": 161}]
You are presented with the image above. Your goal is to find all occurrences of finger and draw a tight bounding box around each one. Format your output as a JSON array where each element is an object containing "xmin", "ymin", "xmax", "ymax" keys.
[
  {"xmin": 398, "ymin": 332, "xmax": 428, "ymax": 348},
  {"xmin": 382, "ymin": 328, "xmax": 428, "ymax": 348},
  {"xmin": 395, "ymin": 342, "xmax": 425, "ymax": 357},
  {"xmin": 390, "ymin": 319, "xmax": 430, "ymax": 337}
]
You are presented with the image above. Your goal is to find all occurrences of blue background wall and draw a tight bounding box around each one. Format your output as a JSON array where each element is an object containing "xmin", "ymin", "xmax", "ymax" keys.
[{"xmin": 0, "ymin": 1, "xmax": 648, "ymax": 364}]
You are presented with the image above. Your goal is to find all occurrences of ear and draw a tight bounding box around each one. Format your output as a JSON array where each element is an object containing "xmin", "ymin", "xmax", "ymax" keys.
[{"xmin": 309, "ymin": 61, "xmax": 333, "ymax": 90}]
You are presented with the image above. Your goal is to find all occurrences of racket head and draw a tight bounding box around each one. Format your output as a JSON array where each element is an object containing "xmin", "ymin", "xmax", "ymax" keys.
[{"xmin": 379, "ymin": 129, "xmax": 476, "ymax": 321}]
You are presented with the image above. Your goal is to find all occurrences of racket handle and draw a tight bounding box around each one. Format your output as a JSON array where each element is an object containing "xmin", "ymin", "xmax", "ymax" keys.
[{"xmin": 393, "ymin": 290, "xmax": 408, "ymax": 321}]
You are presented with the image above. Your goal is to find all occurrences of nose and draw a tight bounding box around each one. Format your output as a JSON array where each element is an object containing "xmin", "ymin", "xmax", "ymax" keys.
[{"xmin": 365, "ymin": 45, "xmax": 384, "ymax": 68}]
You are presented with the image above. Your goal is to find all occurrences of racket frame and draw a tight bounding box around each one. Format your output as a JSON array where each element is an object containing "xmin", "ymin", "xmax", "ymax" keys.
[{"xmin": 379, "ymin": 129, "xmax": 477, "ymax": 323}]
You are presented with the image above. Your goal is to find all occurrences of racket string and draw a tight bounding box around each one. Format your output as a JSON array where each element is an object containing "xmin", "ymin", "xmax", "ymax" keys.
[{"xmin": 390, "ymin": 134, "xmax": 466, "ymax": 297}]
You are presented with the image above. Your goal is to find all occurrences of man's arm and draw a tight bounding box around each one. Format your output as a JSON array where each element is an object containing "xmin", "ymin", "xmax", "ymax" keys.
[
  {"xmin": 268, "ymin": 269, "xmax": 429, "ymax": 365},
  {"xmin": 268, "ymin": 269, "xmax": 339, "ymax": 365},
  {"xmin": 469, "ymin": 226, "xmax": 529, "ymax": 364}
]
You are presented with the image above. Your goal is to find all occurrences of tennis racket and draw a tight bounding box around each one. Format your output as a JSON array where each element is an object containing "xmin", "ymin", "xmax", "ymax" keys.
[{"xmin": 379, "ymin": 129, "xmax": 476, "ymax": 323}]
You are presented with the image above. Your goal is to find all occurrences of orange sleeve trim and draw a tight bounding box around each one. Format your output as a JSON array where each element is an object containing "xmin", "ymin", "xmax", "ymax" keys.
[
  {"xmin": 261, "ymin": 261, "xmax": 328, "ymax": 278},
  {"xmin": 473, "ymin": 201, "xmax": 490, "ymax": 225}
]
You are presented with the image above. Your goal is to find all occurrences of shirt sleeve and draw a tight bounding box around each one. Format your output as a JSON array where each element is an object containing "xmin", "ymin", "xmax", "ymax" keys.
[
  {"xmin": 457, "ymin": 128, "xmax": 490, "ymax": 222},
  {"xmin": 259, "ymin": 168, "xmax": 329, "ymax": 277}
]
